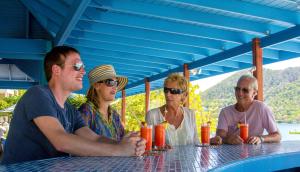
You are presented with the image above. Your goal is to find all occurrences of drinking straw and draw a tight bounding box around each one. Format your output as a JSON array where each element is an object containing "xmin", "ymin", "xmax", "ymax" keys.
[
  {"xmin": 132, "ymin": 113, "xmax": 142, "ymax": 126},
  {"xmin": 208, "ymin": 111, "xmax": 211, "ymax": 124},
  {"xmin": 200, "ymin": 111, "xmax": 204, "ymax": 125},
  {"xmin": 244, "ymin": 112, "xmax": 247, "ymax": 124}
]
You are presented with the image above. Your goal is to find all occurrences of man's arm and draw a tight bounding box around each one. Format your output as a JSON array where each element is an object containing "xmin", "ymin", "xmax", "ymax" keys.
[
  {"xmin": 248, "ymin": 131, "xmax": 281, "ymax": 144},
  {"xmin": 263, "ymin": 131, "xmax": 281, "ymax": 143},
  {"xmin": 34, "ymin": 116, "xmax": 144, "ymax": 156}
]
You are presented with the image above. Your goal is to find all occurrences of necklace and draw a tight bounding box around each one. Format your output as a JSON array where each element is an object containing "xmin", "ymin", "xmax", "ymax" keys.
[{"xmin": 164, "ymin": 105, "xmax": 181, "ymax": 119}]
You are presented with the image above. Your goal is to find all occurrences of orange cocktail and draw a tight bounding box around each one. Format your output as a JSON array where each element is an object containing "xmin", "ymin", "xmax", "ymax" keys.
[
  {"xmin": 240, "ymin": 123, "xmax": 249, "ymax": 143},
  {"xmin": 155, "ymin": 124, "xmax": 165, "ymax": 149},
  {"xmin": 201, "ymin": 124, "xmax": 210, "ymax": 146},
  {"xmin": 141, "ymin": 125, "xmax": 152, "ymax": 151}
]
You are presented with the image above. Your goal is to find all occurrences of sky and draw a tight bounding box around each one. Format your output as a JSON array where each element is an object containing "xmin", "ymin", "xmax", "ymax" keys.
[{"xmin": 192, "ymin": 57, "xmax": 300, "ymax": 92}]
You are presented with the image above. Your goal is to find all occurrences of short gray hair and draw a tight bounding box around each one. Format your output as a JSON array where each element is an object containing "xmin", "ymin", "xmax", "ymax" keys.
[{"xmin": 237, "ymin": 74, "xmax": 258, "ymax": 90}]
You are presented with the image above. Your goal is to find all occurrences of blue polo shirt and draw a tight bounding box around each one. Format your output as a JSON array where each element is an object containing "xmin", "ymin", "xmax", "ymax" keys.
[{"xmin": 2, "ymin": 85, "xmax": 85, "ymax": 164}]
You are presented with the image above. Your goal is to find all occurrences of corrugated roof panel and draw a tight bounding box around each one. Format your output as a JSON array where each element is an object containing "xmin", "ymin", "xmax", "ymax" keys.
[{"xmin": 1, "ymin": 0, "xmax": 300, "ymax": 97}]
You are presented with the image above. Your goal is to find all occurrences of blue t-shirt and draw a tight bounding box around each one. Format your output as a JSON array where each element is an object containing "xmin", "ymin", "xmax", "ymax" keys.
[{"xmin": 2, "ymin": 85, "xmax": 86, "ymax": 164}]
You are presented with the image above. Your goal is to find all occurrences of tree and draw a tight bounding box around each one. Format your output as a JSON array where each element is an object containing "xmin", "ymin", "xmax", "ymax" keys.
[
  {"xmin": 0, "ymin": 100, "xmax": 8, "ymax": 110},
  {"xmin": 67, "ymin": 94, "xmax": 86, "ymax": 109}
]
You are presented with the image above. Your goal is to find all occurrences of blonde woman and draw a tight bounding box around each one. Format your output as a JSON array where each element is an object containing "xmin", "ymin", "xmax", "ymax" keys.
[
  {"xmin": 79, "ymin": 65, "xmax": 128, "ymax": 141},
  {"xmin": 146, "ymin": 73, "xmax": 200, "ymax": 146}
]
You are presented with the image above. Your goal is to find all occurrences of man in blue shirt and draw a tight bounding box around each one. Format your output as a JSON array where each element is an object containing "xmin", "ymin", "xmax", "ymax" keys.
[{"xmin": 2, "ymin": 46, "xmax": 145, "ymax": 164}]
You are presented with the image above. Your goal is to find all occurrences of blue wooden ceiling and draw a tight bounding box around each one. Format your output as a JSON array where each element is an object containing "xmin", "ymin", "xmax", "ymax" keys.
[{"xmin": 1, "ymin": 0, "xmax": 300, "ymax": 98}]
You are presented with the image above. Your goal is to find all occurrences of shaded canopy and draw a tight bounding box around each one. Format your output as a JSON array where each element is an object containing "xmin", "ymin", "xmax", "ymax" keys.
[{"xmin": 1, "ymin": 0, "xmax": 300, "ymax": 97}]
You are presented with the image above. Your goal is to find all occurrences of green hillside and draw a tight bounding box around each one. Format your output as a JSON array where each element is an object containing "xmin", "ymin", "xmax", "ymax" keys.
[{"xmin": 201, "ymin": 67, "xmax": 300, "ymax": 123}]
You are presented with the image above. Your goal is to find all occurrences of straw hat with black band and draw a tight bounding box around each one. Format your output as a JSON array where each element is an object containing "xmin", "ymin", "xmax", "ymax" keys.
[{"xmin": 88, "ymin": 65, "xmax": 128, "ymax": 91}]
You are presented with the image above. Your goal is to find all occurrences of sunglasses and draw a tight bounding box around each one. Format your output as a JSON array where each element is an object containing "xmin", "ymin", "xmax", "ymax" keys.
[
  {"xmin": 234, "ymin": 86, "xmax": 250, "ymax": 94},
  {"xmin": 98, "ymin": 79, "xmax": 119, "ymax": 87},
  {"xmin": 164, "ymin": 87, "xmax": 184, "ymax": 95},
  {"xmin": 73, "ymin": 62, "xmax": 85, "ymax": 71}
]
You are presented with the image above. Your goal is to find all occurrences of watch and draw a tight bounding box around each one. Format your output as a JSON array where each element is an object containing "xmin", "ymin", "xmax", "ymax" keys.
[{"xmin": 259, "ymin": 136, "xmax": 264, "ymax": 143}]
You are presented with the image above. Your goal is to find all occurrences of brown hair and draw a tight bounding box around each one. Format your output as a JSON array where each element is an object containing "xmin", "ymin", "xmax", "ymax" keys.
[
  {"xmin": 86, "ymin": 85, "xmax": 100, "ymax": 109},
  {"xmin": 86, "ymin": 84, "xmax": 112, "ymax": 112},
  {"xmin": 44, "ymin": 46, "xmax": 79, "ymax": 81}
]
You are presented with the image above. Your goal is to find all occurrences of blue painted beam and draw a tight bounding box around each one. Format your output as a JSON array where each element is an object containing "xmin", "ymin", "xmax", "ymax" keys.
[
  {"xmin": 0, "ymin": 81, "xmax": 39, "ymax": 89},
  {"xmin": 85, "ymin": 65, "xmax": 154, "ymax": 76},
  {"xmin": 126, "ymin": 67, "xmax": 172, "ymax": 89},
  {"xmin": 38, "ymin": 0, "xmax": 69, "ymax": 18},
  {"xmin": 0, "ymin": 53, "xmax": 44, "ymax": 60},
  {"xmin": 125, "ymin": 25, "xmax": 300, "ymax": 90},
  {"xmin": 13, "ymin": 60, "xmax": 45, "ymax": 84},
  {"xmin": 83, "ymin": 6, "xmax": 253, "ymax": 43},
  {"xmin": 83, "ymin": 55, "xmax": 171, "ymax": 70},
  {"xmin": 29, "ymin": 0, "xmax": 64, "ymax": 24},
  {"xmin": 174, "ymin": 0, "xmax": 300, "ymax": 25},
  {"xmin": 76, "ymin": 47, "xmax": 185, "ymax": 65},
  {"xmin": 270, "ymin": 41, "xmax": 300, "ymax": 53},
  {"xmin": 85, "ymin": 59, "xmax": 164, "ymax": 73},
  {"xmin": 0, "ymin": 38, "xmax": 50, "ymax": 55},
  {"xmin": 66, "ymin": 38, "xmax": 196, "ymax": 61},
  {"xmin": 20, "ymin": 0, "xmax": 59, "ymax": 37},
  {"xmin": 196, "ymin": 69, "xmax": 211, "ymax": 76},
  {"xmin": 231, "ymin": 55, "xmax": 253, "ymax": 64},
  {"xmin": 54, "ymin": 0, "xmax": 91, "ymax": 45},
  {"xmin": 202, "ymin": 65, "xmax": 224, "ymax": 72},
  {"xmin": 214, "ymin": 60, "xmax": 240, "ymax": 68},
  {"xmin": 92, "ymin": 0, "xmax": 286, "ymax": 36},
  {"xmin": 119, "ymin": 72, "xmax": 146, "ymax": 79},
  {"xmin": 261, "ymin": 25, "xmax": 300, "ymax": 48},
  {"xmin": 84, "ymin": 64, "xmax": 158, "ymax": 76},
  {"xmin": 70, "ymin": 30, "xmax": 218, "ymax": 55},
  {"xmin": 76, "ymin": 21, "xmax": 238, "ymax": 50}
]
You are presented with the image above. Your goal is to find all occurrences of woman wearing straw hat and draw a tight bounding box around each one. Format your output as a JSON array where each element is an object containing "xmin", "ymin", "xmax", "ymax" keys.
[{"xmin": 79, "ymin": 65, "xmax": 128, "ymax": 141}]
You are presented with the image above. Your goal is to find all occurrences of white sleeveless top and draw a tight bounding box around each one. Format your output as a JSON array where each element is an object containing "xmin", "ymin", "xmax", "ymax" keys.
[{"xmin": 146, "ymin": 107, "xmax": 200, "ymax": 146}]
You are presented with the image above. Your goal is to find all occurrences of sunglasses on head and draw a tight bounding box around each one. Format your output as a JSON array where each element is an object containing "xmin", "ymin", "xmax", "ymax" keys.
[
  {"xmin": 73, "ymin": 62, "xmax": 85, "ymax": 71},
  {"xmin": 98, "ymin": 79, "xmax": 119, "ymax": 87},
  {"xmin": 163, "ymin": 87, "xmax": 184, "ymax": 95},
  {"xmin": 234, "ymin": 86, "xmax": 250, "ymax": 94}
]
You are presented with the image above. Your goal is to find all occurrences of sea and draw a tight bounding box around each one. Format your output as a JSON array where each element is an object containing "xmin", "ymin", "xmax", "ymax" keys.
[{"xmin": 276, "ymin": 123, "xmax": 300, "ymax": 141}]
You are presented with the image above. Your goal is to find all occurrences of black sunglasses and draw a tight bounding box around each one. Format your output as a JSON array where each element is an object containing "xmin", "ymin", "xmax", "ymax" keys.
[
  {"xmin": 234, "ymin": 87, "xmax": 250, "ymax": 94},
  {"xmin": 73, "ymin": 62, "xmax": 85, "ymax": 71},
  {"xmin": 164, "ymin": 87, "xmax": 184, "ymax": 95},
  {"xmin": 98, "ymin": 79, "xmax": 119, "ymax": 87}
]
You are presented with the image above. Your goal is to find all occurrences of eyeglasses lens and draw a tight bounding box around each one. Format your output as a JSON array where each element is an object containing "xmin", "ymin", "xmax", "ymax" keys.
[
  {"xmin": 234, "ymin": 87, "xmax": 249, "ymax": 94},
  {"xmin": 163, "ymin": 87, "xmax": 183, "ymax": 94},
  {"xmin": 73, "ymin": 62, "xmax": 85, "ymax": 71}
]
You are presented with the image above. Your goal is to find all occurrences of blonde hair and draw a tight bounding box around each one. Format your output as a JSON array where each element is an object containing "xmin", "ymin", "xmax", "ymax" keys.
[{"xmin": 164, "ymin": 73, "xmax": 188, "ymax": 91}]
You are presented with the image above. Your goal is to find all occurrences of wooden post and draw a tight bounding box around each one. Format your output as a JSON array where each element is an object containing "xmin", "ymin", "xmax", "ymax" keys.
[
  {"xmin": 252, "ymin": 38, "xmax": 263, "ymax": 101},
  {"xmin": 145, "ymin": 78, "xmax": 150, "ymax": 115},
  {"xmin": 121, "ymin": 89, "xmax": 126, "ymax": 126},
  {"xmin": 183, "ymin": 64, "xmax": 190, "ymax": 107}
]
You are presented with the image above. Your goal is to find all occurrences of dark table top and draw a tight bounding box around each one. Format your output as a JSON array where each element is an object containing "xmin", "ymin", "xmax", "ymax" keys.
[{"xmin": 1, "ymin": 141, "xmax": 300, "ymax": 172}]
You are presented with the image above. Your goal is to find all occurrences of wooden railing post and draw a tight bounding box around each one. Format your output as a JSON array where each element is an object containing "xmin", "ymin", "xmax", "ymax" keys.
[
  {"xmin": 252, "ymin": 38, "xmax": 263, "ymax": 101},
  {"xmin": 183, "ymin": 64, "xmax": 190, "ymax": 107},
  {"xmin": 145, "ymin": 78, "xmax": 150, "ymax": 115},
  {"xmin": 121, "ymin": 89, "xmax": 126, "ymax": 126}
]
